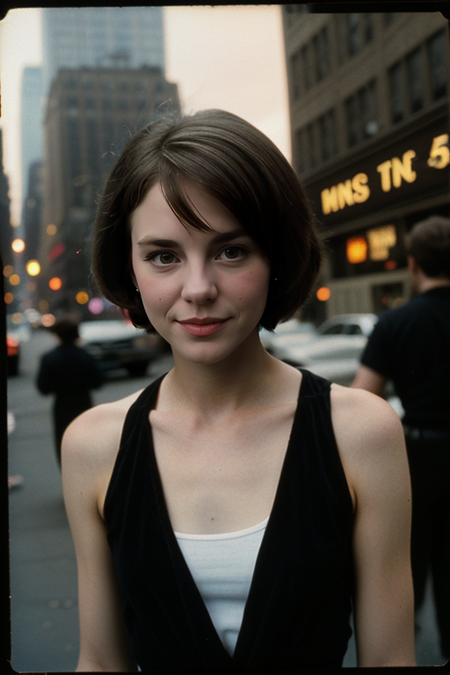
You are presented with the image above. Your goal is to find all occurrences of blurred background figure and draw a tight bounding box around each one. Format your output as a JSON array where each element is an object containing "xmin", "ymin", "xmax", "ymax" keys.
[
  {"xmin": 36, "ymin": 314, "xmax": 104, "ymax": 465},
  {"xmin": 352, "ymin": 215, "xmax": 450, "ymax": 662}
]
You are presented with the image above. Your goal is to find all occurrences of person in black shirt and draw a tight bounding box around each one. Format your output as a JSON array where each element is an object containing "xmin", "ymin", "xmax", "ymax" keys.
[
  {"xmin": 353, "ymin": 215, "xmax": 450, "ymax": 661},
  {"xmin": 37, "ymin": 315, "xmax": 104, "ymax": 465}
]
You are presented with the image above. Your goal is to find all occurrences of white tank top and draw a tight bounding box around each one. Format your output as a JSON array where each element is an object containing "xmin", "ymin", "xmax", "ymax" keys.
[{"xmin": 175, "ymin": 518, "xmax": 269, "ymax": 656}]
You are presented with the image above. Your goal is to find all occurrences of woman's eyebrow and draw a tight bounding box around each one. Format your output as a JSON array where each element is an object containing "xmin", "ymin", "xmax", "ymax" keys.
[{"xmin": 137, "ymin": 228, "xmax": 248, "ymax": 249}]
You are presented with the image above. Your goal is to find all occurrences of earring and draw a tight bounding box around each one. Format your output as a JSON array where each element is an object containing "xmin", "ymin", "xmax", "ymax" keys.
[{"xmin": 136, "ymin": 287, "xmax": 140, "ymax": 293}]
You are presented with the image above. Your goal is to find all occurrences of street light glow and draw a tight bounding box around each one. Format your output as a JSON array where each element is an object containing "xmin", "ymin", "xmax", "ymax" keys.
[
  {"xmin": 11, "ymin": 238, "xmax": 26, "ymax": 253},
  {"xmin": 26, "ymin": 260, "xmax": 41, "ymax": 276},
  {"xmin": 49, "ymin": 277, "xmax": 62, "ymax": 291}
]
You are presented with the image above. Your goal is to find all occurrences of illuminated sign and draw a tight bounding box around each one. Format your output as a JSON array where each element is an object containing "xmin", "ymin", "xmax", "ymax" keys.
[
  {"xmin": 366, "ymin": 225, "xmax": 396, "ymax": 261},
  {"xmin": 305, "ymin": 114, "xmax": 449, "ymax": 225},
  {"xmin": 346, "ymin": 237, "xmax": 368, "ymax": 264}
]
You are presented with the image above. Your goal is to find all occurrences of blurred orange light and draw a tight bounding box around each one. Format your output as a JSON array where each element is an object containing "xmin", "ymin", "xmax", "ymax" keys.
[
  {"xmin": 11, "ymin": 238, "xmax": 26, "ymax": 253},
  {"xmin": 4, "ymin": 292, "xmax": 14, "ymax": 304},
  {"xmin": 76, "ymin": 291, "xmax": 89, "ymax": 305},
  {"xmin": 384, "ymin": 260, "xmax": 397, "ymax": 271},
  {"xmin": 347, "ymin": 237, "xmax": 368, "ymax": 264},
  {"xmin": 316, "ymin": 287, "xmax": 331, "ymax": 302},
  {"xmin": 9, "ymin": 274, "xmax": 20, "ymax": 286},
  {"xmin": 46, "ymin": 224, "xmax": 57, "ymax": 235},
  {"xmin": 3, "ymin": 265, "xmax": 13, "ymax": 277},
  {"xmin": 49, "ymin": 277, "xmax": 62, "ymax": 291}
]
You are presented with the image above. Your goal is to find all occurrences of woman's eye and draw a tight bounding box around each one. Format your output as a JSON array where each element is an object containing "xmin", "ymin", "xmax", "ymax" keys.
[
  {"xmin": 148, "ymin": 251, "xmax": 177, "ymax": 265},
  {"xmin": 218, "ymin": 246, "xmax": 245, "ymax": 261}
]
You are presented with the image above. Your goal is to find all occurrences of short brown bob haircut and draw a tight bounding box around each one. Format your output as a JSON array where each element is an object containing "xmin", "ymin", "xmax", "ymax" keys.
[
  {"xmin": 92, "ymin": 109, "xmax": 322, "ymax": 332},
  {"xmin": 405, "ymin": 215, "xmax": 450, "ymax": 280}
]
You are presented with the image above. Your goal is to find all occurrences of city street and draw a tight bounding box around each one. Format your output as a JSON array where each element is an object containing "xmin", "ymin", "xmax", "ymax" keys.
[{"xmin": 7, "ymin": 329, "xmax": 448, "ymax": 671}]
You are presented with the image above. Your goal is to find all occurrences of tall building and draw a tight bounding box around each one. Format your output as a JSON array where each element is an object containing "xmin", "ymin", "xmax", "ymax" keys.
[
  {"xmin": 0, "ymin": 129, "xmax": 12, "ymax": 268},
  {"xmin": 39, "ymin": 65, "xmax": 180, "ymax": 315},
  {"xmin": 283, "ymin": 8, "xmax": 449, "ymax": 320},
  {"xmin": 42, "ymin": 7, "xmax": 165, "ymax": 95},
  {"xmin": 21, "ymin": 67, "xmax": 43, "ymax": 204}
]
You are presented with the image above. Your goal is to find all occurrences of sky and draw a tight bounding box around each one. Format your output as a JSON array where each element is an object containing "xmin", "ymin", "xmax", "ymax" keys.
[{"xmin": 0, "ymin": 6, "xmax": 290, "ymax": 227}]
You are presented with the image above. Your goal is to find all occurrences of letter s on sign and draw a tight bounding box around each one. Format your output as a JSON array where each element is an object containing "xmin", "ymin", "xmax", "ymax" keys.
[
  {"xmin": 428, "ymin": 134, "xmax": 449, "ymax": 169},
  {"xmin": 352, "ymin": 173, "xmax": 370, "ymax": 204}
]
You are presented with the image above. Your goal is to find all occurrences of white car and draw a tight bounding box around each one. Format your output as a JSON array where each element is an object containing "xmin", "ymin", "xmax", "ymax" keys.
[
  {"xmin": 79, "ymin": 319, "xmax": 166, "ymax": 377},
  {"xmin": 317, "ymin": 313, "xmax": 378, "ymax": 337},
  {"xmin": 275, "ymin": 334, "xmax": 368, "ymax": 387},
  {"xmin": 260, "ymin": 319, "xmax": 317, "ymax": 357}
]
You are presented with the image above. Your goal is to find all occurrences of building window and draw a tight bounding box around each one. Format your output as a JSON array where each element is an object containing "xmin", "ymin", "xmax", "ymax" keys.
[
  {"xmin": 345, "ymin": 94, "xmax": 359, "ymax": 147},
  {"xmin": 346, "ymin": 14, "xmax": 360, "ymax": 56},
  {"xmin": 295, "ymin": 128, "xmax": 306, "ymax": 174},
  {"xmin": 290, "ymin": 48, "xmax": 303, "ymax": 100},
  {"xmin": 312, "ymin": 27, "xmax": 330, "ymax": 82},
  {"xmin": 362, "ymin": 14, "xmax": 374, "ymax": 44},
  {"xmin": 302, "ymin": 43, "xmax": 313, "ymax": 91},
  {"xmin": 389, "ymin": 61, "xmax": 404, "ymax": 124},
  {"xmin": 407, "ymin": 48, "xmax": 424, "ymax": 113},
  {"xmin": 428, "ymin": 30, "xmax": 447, "ymax": 101},
  {"xmin": 306, "ymin": 122, "xmax": 318, "ymax": 169},
  {"xmin": 359, "ymin": 79, "xmax": 378, "ymax": 139},
  {"xmin": 318, "ymin": 109, "xmax": 337, "ymax": 162},
  {"xmin": 345, "ymin": 80, "xmax": 378, "ymax": 148}
]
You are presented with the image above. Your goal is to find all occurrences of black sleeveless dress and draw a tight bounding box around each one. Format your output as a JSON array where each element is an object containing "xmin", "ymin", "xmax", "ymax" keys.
[{"xmin": 104, "ymin": 369, "xmax": 355, "ymax": 671}]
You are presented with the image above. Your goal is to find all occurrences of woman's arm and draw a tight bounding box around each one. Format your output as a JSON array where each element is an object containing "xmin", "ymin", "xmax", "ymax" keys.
[
  {"xmin": 62, "ymin": 406, "xmax": 138, "ymax": 672},
  {"xmin": 331, "ymin": 386, "xmax": 415, "ymax": 667}
]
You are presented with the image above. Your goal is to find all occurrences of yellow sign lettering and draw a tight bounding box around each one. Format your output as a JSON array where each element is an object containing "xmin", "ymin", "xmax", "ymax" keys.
[
  {"xmin": 352, "ymin": 173, "xmax": 370, "ymax": 203},
  {"xmin": 428, "ymin": 134, "xmax": 449, "ymax": 169},
  {"xmin": 377, "ymin": 160, "xmax": 392, "ymax": 192},
  {"xmin": 391, "ymin": 150, "xmax": 416, "ymax": 187},
  {"xmin": 321, "ymin": 186, "xmax": 339, "ymax": 215},
  {"xmin": 337, "ymin": 180, "xmax": 354, "ymax": 210}
]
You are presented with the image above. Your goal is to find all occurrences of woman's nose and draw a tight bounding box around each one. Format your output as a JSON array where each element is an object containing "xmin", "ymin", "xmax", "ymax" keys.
[{"xmin": 180, "ymin": 264, "xmax": 218, "ymax": 304}]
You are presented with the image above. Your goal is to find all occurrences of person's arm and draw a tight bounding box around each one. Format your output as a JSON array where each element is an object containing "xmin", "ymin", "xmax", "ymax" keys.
[
  {"xmin": 351, "ymin": 364, "xmax": 387, "ymax": 397},
  {"xmin": 331, "ymin": 386, "xmax": 415, "ymax": 667},
  {"xmin": 62, "ymin": 406, "xmax": 138, "ymax": 672}
]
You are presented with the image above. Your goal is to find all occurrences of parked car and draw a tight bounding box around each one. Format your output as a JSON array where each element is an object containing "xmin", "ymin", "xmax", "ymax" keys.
[
  {"xmin": 7, "ymin": 334, "xmax": 20, "ymax": 376},
  {"xmin": 78, "ymin": 319, "xmax": 166, "ymax": 377},
  {"xmin": 317, "ymin": 313, "xmax": 378, "ymax": 337},
  {"xmin": 260, "ymin": 319, "xmax": 317, "ymax": 357},
  {"xmin": 275, "ymin": 334, "xmax": 368, "ymax": 387}
]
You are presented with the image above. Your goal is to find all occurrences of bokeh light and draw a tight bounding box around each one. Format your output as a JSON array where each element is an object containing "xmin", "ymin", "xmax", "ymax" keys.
[
  {"xmin": 4, "ymin": 293, "xmax": 14, "ymax": 304},
  {"xmin": 26, "ymin": 260, "xmax": 41, "ymax": 276},
  {"xmin": 88, "ymin": 297, "xmax": 104, "ymax": 315},
  {"xmin": 316, "ymin": 287, "xmax": 331, "ymax": 302},
  {"xmin": 49, "ymin": 277, "xmax": 62, "ymax": 291},
  {"xmin": 42, "ymin": 314, "xmax": 56, "ymax": 327},
  {"xmin": 76, "ymin": 291, "xmax": 89, "ymax": 305},
  {"xmin": 9, "ymin": 274, "xmax": 21, "ymax": 286},
  {"xmin": 11, "ymin": 239, "xmax": 26, "ymax": 253},
  {"xmin": 46, "ymin": 224, "xmax": 57, "ymax": 235},
  {"xmin": 3, "ymin": 265, "xmax": 13, "ymax": 277}
]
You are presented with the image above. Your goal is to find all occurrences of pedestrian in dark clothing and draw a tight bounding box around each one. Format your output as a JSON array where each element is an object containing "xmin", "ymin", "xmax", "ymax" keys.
[
  {"xmin": 352, "ymin": 215, "xmax": 450, "ymax": 661},
  {"xmin": 36, "ymin": 315, "xmax": 104, "ymax": 465}
]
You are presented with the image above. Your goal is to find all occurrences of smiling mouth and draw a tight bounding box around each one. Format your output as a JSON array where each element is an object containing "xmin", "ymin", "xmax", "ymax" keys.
[{"xmin": 177, "ymin": 318, "xmax": 229, "ymax": 337}]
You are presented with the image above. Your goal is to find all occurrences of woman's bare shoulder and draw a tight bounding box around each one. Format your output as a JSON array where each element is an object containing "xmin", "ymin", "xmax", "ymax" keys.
[
  {"xmin": 330, "ymin": 383, "xmax": 403, "ymax": 445},
  {"xmin": 62, "ymin": 389, "xmax": 144, "ymax": 468},
  {"xmin": 329, "ymin": 384, "xmax": 407, "ymax": 507}
]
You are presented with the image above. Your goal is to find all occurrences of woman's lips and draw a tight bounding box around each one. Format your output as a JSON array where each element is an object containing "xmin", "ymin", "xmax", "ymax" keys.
[{"xmin": 177, "ymin": 319, "xmax": 229, "ymax": 337}]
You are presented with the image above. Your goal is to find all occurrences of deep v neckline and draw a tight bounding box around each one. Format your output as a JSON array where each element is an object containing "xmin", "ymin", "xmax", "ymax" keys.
[{"xmin": 142, "ymin": 370, "xmax": 307, "ymax": 664}]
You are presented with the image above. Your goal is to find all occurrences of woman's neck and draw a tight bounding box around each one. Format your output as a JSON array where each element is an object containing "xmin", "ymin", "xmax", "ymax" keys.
[{"xmin": 160, "ymin": 333, "xmax": 281, "ymax": 420}]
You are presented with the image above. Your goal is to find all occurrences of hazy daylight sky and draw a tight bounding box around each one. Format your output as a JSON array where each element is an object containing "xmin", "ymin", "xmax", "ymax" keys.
[{"xmin": 0, "ymin": 6, "xmax": 290, "ymax": 226}]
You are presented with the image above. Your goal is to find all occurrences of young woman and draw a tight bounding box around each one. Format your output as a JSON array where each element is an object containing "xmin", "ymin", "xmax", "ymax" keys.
[{"xmin": 62, "ymin": 109, "xmax": 415, "ymax": 671}]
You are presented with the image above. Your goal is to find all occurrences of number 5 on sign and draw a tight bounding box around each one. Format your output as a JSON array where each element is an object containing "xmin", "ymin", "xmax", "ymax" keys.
[{"xmin": 428, "ymin": 134, "xmax": 449, "ymax": 169}]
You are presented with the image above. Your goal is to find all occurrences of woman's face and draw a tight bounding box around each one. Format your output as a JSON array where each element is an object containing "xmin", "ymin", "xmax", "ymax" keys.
[{"xmin": 130, "ymin": 180, "xmax": 270, "ymax": 366}]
